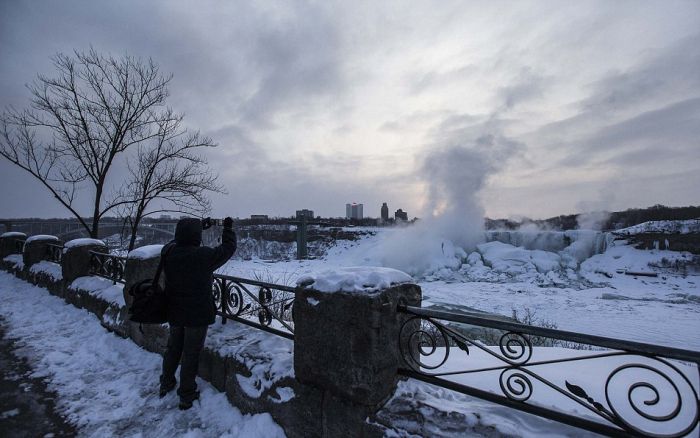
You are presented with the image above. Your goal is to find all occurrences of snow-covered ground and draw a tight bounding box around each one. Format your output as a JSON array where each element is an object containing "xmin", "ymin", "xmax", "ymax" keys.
[
  {"xmin": 218, "ymin": 228, "xmax": 700, "ymax": 351},
  {"xmin": 0, "ymin": 271, "xmax": 285, "ymax": 437}
]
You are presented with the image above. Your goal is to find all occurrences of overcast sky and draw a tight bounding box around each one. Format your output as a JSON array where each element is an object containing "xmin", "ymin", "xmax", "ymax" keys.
[{"xmin": 1, "ymin": 0, "xmax": 698, "ymax": 220}]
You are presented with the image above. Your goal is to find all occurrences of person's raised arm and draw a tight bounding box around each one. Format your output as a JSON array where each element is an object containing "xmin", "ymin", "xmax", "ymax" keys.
[{"xmin": 207, "ymin": 217, "xmax": 237, "ymax": 271}]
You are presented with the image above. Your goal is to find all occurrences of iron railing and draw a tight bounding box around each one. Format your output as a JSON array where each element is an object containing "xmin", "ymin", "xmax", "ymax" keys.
[
  {"xmin": 397, "ymin": 305, "xmax": 700, "ymax": 438},
  {"xmin": 45, "ymin": 243, "xmax": 63, "ymax": 264},
  {"xmin": 13, "ymin": 238, "xmax": 25, "ymax": 254},
  {"xmin": 212, "ymin": 274, "xmax": 295, "ymax": 340},
  {"xmin": 83, "ymin": 252, "xmax": 296, "ymax": 337},
  {"xmin": 89, "ymin": 251, "xmax": 127, "ymax": 284}
]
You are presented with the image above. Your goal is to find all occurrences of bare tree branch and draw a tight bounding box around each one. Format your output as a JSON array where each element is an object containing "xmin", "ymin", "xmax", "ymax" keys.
[
  {"xmin": 0, "ymin": 49, "xmax": 185, "ymax": 239},
  {"xmin": 116, "ymin": 119, "xmax": 223, "ymax": 250}
]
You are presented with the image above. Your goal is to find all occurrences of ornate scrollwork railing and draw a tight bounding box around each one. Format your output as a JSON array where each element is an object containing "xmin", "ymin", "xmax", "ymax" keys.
[
  {"xmin": 45, "ymin": 243, "xmax": 63, "ymax": 264},
  {"xmin": 212, "ymin": 274, "xmax": 295, "ymax": 340},
  {"xmin": 88, "ymin": 251, "xmax": 127, "ymax": 284},
  {"xmin": 397, "ymin": 305, "xmax": 700, "ymax": 438}
]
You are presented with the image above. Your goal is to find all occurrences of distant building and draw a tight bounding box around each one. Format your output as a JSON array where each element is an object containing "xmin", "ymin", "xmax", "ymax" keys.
[
  {"xmin": 250, "ymin": 214, "xmax": 268, "ymax": 221},
  {"xmin": 346, "ymin": 203, "xmax": 363, "ymax": 220},
  {"xmin": 395, "ymin": 209, "xmax": 408, "ymax": 221},
  {"xmin": 296, "ymin": 209, "xmax": 314, "ymax": 220},
  {"xmin": 380, "ymin": 203, "xmax": 389, "ymax": 222}
]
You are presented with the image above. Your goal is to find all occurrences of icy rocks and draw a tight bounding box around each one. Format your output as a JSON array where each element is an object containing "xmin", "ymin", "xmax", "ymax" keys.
[{"xmin": 477, "ymin": 241, "xmax": 562, "ymax": 274}]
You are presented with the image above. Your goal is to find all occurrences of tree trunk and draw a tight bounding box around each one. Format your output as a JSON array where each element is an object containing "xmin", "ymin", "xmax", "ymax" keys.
[
  {"xmin": 91, "ymin": 182, "xmax": 104, "ymax": 238},
  {"xmin": 127, "ymin": 222, "xmax": 139, "ymax": 252},
  {"xmin": 127, "ymin": 210, "xmax": 144, "ymax": 252}
]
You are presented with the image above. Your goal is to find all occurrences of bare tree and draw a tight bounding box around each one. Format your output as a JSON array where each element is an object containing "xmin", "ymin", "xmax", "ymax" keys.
[
  {"xmin": 118, "ymin": 110, "xmax": 223, "ymax": 251},
  {"xmin": 0, "ymin": 49, "xmax": 176, "ymax": 237}
]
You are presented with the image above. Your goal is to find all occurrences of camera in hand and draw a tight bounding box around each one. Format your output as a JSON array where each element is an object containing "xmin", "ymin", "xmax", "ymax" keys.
[{"xmin": 201, "ymin": 217, "xmax": 233, "ymax": 230}]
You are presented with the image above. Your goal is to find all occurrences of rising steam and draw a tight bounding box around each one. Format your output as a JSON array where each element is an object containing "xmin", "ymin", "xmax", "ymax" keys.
[{"xmin": 370, "ymin": 133, "xmax": 519, "ymax": 276}]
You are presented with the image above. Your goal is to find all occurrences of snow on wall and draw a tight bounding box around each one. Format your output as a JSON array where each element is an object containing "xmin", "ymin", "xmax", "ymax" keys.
[
  {"xmin": 25, "ymin": 234, "xmax": 59, "ymax": 243},
  {"xmin": 0, "ymin": 231, "xmax": 26, "ymax": 238},
  {"xmin": 297, "ymin": 266, "xmax": 413, "ymax": 293},
  {"xmin": 29, "ymin": 260, "xmax": 63, "ymax": 281},
  {"xmin": 70, "ymin": 276, "xmax": 124, "ymax": 307},
  {"xmin": 127, "ymin": 244, "xmax": 164, "ymax": 260},
  {"xmin": 64, "ymin": 238, "xmax": 105, "ymax": 249},
  {"xmin": 3, "ymin": 254, "xmax": 24, "ymax": 270},
  {"xmin": 207, "ymin": 322, "xmax": 295, "ymax": 400}
]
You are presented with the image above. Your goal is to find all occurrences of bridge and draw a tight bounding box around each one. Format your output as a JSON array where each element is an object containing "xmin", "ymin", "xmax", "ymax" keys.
[
  {"xmin": 0, "ymin": 219, "xmax": 178, "ymax": 246},
  {"xmin": 1, "ymin": 218, "xmax": 339, "ymax": 258}
]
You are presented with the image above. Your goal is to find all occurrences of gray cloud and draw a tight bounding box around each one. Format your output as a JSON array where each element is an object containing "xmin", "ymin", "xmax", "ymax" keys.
[
  {"xmin": 558, "ymin": 97, "xmax": 700, "ymax": 166},
  {"xmin": 495, "ymin": 67, "xmax": 546, "ymax": 111},
  {"xmin": 1, "ymin": 1, "xmax": 698, "ymax": 220},
  {"xmin": 499, "ymin": 32, "xmax": 700, "ymax": 216},
  {"xmin": 580, "ymin": 34, "xmax": 700, "ymax": 115}
]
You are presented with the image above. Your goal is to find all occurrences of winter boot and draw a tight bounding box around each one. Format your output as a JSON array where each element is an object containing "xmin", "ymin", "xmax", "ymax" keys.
[
  {"xmin": 159, "ymin": 379, "xmax": 177, "ymax": 398},
  {"xmin": 178, "ymin": 391, "xmax": 200, "ymax": 410}
]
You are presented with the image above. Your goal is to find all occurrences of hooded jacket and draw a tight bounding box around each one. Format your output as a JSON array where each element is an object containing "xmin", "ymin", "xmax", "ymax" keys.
[{"xmin": 162, "ymin": 218, "xmax": 236, "ymax": 326}]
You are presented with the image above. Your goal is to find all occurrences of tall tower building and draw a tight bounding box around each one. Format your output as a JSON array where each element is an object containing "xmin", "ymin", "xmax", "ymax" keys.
[
  {"xmin": 395, "ymin": 209, "xmax": 408, "ymax": 221},
  {"xmin": 346, "ymin": 202, "xmax": 363, "ymax": 219},
  {"xmin": 381, "ymin": 203, "xmax": 389, "ymax": 222}
]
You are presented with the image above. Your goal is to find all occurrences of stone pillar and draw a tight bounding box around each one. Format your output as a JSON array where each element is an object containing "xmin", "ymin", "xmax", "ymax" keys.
[
  {"xmin": 293, "ymin": 267, "xmax": 421, "ymax": 437},
  {"xmin": 0, "ymin": 232, "xmax": 26, "ymax": 259},
  {"xmin": 22, "ymin": 235, "xmax": 61, "ymax": 269},
  {"xmin": 62, "ymin": 238, "xmax": 109, "ymax": 283},
  {"xmin": 123, "ymin": 245, "xmax": 168, "ymax": 353}
]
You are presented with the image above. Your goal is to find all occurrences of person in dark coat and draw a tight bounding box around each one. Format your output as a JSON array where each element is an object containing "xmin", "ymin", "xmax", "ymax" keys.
[{"xmin": 159, "ymin": 216, "xmax": 236, "ymax": 409}]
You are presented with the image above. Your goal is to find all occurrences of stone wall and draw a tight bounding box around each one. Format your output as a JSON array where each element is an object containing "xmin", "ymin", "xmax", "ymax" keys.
[
  {"xmin": 0, "ymin": 232, "xmax": 26, "ymax": 259},
  {"xmin": 0, "ymin": 234, "xmax": 422, "ymax": 438}
]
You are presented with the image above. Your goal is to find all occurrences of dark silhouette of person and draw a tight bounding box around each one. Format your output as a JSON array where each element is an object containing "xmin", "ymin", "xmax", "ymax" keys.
[{"xmin": 159, "ymin": 217, "xmax": 236, "ymax": 409}]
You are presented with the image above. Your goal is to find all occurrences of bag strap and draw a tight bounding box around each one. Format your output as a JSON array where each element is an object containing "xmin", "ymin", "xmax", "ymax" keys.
[{"xmin": 153, "ymin": 243, "xmax": 175, "ymax": 285}]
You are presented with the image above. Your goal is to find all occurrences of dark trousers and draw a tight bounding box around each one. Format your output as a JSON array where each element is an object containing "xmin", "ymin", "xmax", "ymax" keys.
[{"xmin": 160, "ymin": 325, "xmax": 208, "ymax": 402}]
